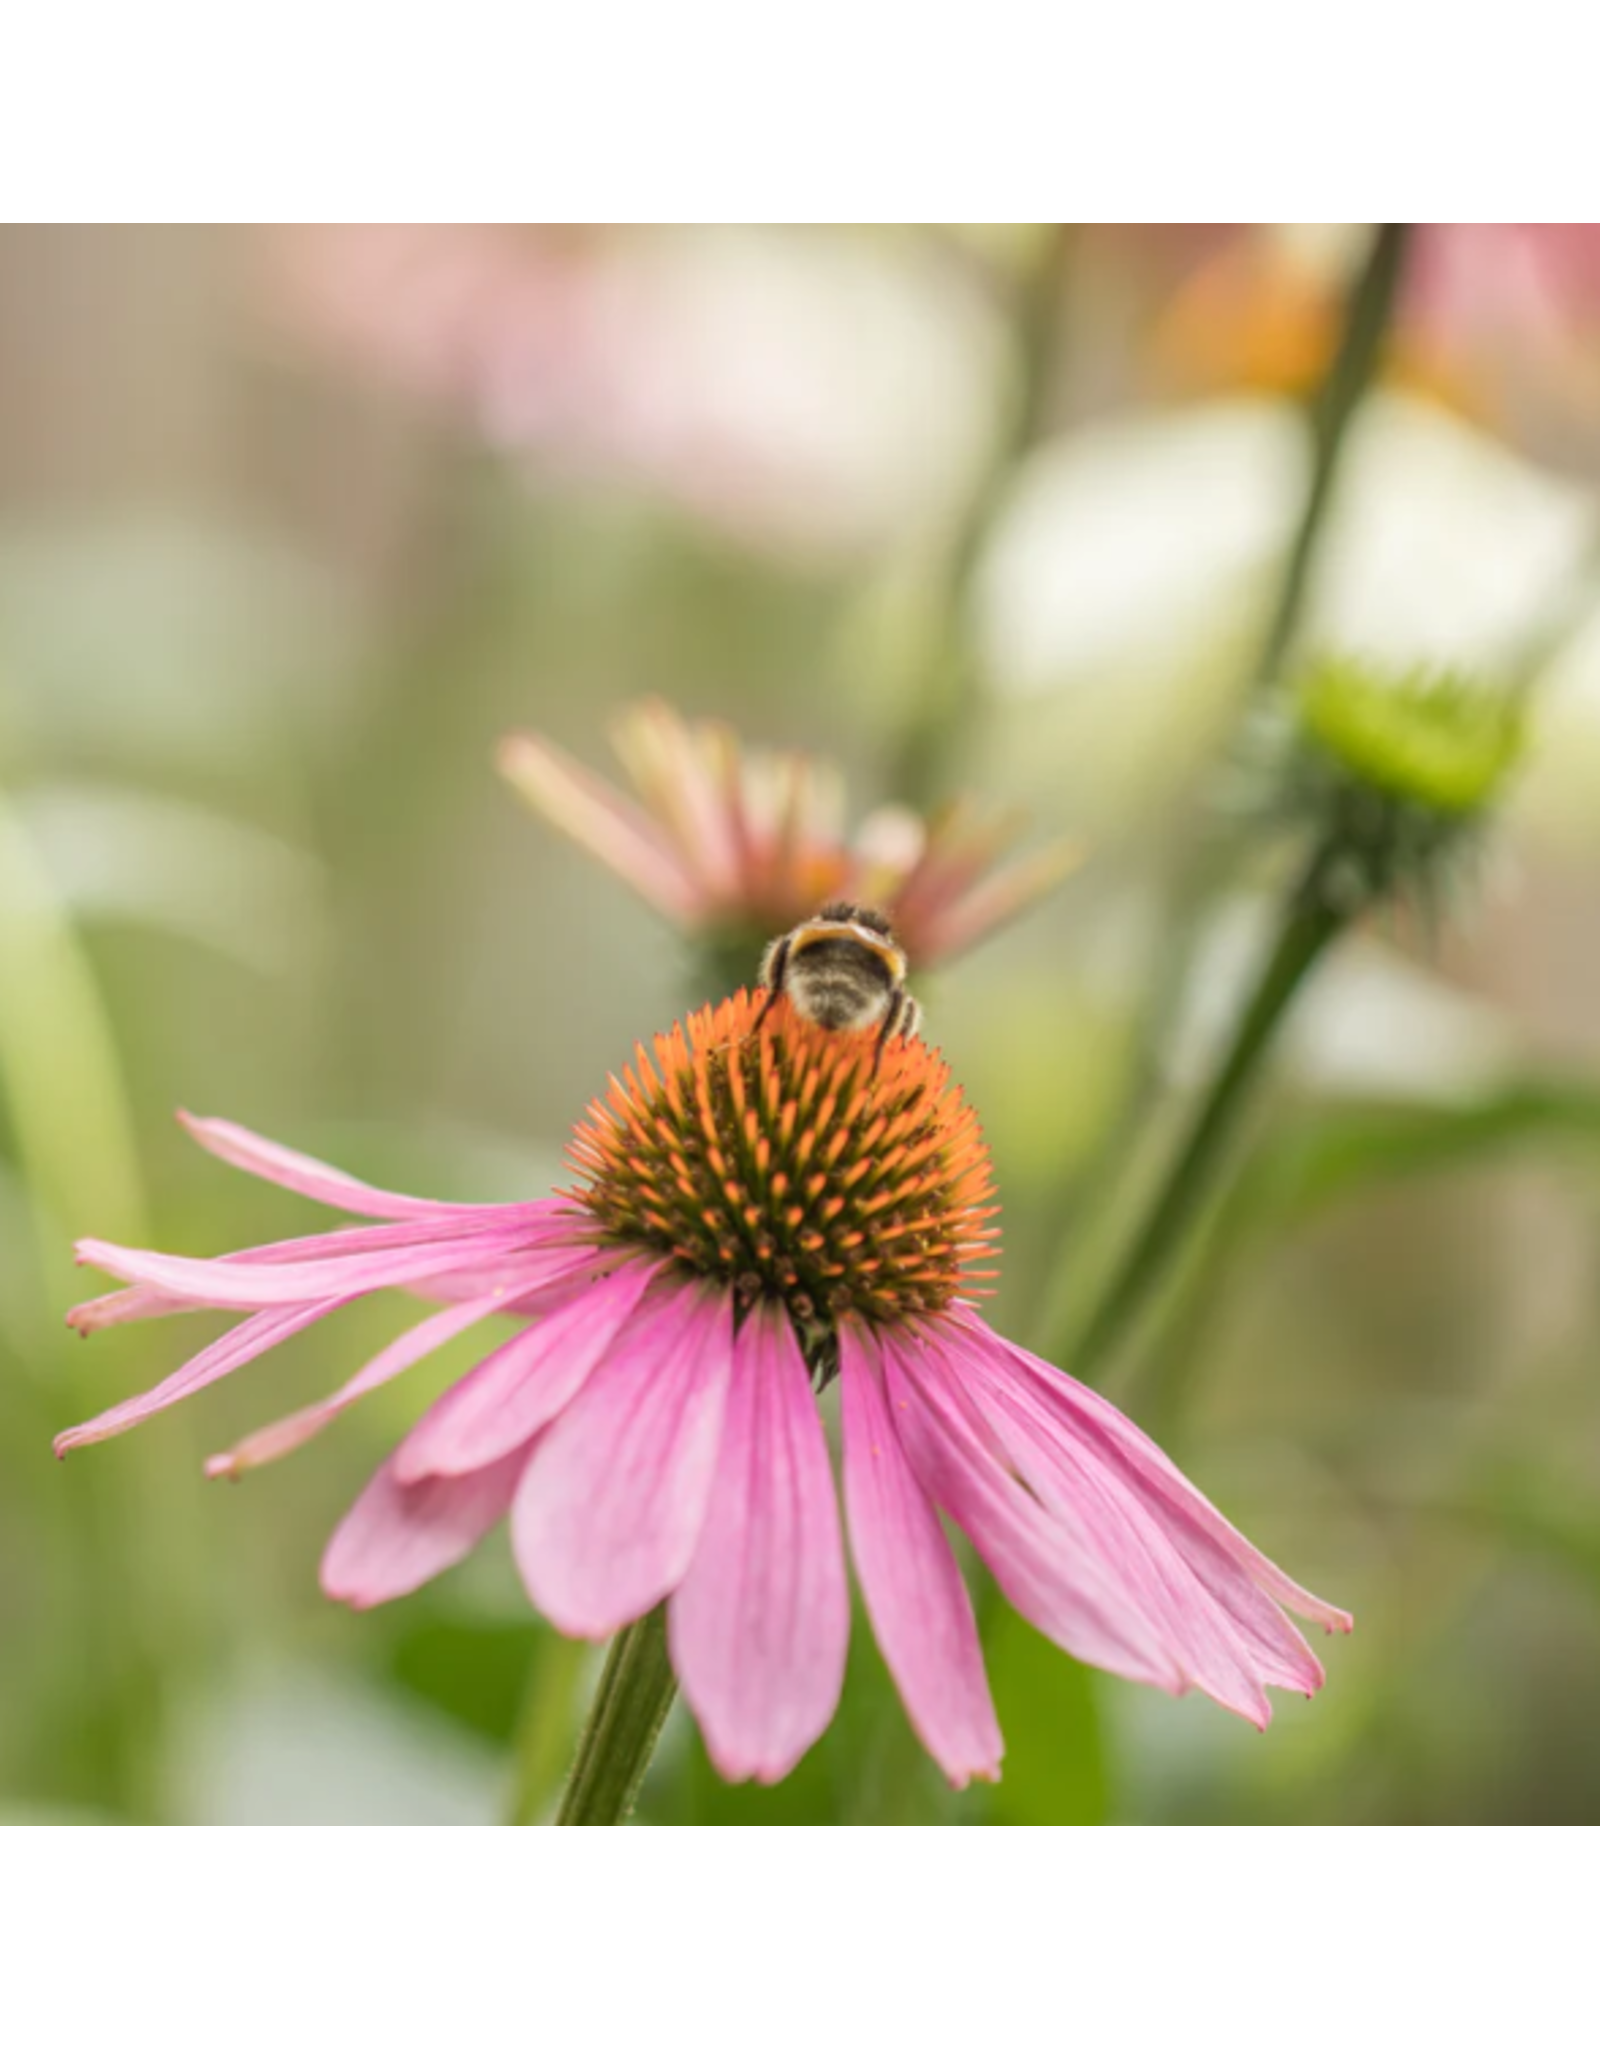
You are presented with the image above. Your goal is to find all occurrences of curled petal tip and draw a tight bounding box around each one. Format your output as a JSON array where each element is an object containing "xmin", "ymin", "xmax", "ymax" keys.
[
  {"xmin": 944, "ymin": 1758, "xmax": 1004, "ymax": 1790},
  {"xmin": 52, "ymin": 1435, "xmax": 71, "ymax": 1461},
  {"xmin": 203, "ymin": 1453, "xmax": 240, "ymax": 1481}
]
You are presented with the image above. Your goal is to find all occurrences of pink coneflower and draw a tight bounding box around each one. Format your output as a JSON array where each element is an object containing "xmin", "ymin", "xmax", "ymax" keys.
[
  {"xmin": 499, "ymin": 698, "xmax": 1080, "ymax": 970},
  {"xmin": 59, "ymin": 989, "xmax": 1347, "ymax": 1788}
]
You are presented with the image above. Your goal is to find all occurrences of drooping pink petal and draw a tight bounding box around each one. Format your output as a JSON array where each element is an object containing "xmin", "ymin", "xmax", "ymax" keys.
[
  {"xmin": 933, "ymin": 1318, "xmax": 1290, "ymax": 1723},
  {"xmin": 512, "ymin": 1281, "xmax": 733, "ymax": 1637},
  {"xmin": 964, "ymin": 1310, "xmax": 1352, "ymax": 1637},
  {"xmin": 881, "ymin": 1328, "xmax": 1185, "ymax": 1695},
  {"xmin": 497, "ymin": 731, "xmax": 703, "ymax": 922},
  {"xmin": 73, "ymin": 1231, "xmax": 540, "ymax": 1312},
  {"xmin": 394, "ymin": 1255, "xmax": 658, "ymax": 1480},
  {"xmin": 321, "ymin": 1446, "xmax": 527, "ymax": 1608},
  {"xmin": 54, "ymin": 1298, "xmax": 351, "ymax": 1455},
  {"xmin": 178, "ymin": 1111, "xmax": 564, "ymax": 1221},
  {"xmin": 838, "ymin": 1324, "xmax": 1002, "ymax": 1787},
  {"xmin": 204, "ymin": 1295, "xmax": 511, "ymax": 1479},
  {"xmin": 68, "ymin": 1284, "xmax": 203, "ymax": 1333},
  {"xmin": 668, "ymin": 1303, "xmax": 848, "ymax": 1785}
]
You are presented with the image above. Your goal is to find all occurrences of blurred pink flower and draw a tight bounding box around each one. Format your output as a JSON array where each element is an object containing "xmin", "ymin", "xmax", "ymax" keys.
[
  {"xmin": 499, "ymin": 698, "xmax": 1080, "ymax": 967},
  {"xmin": 60, "ymin": 994, "xmax": 1347, "ymax": 1789},
  {"xmin": 1407, "ymin": 225, "xmax": 1600, "ymax": 353},
  {"xmin": 267, "ymin": 226, "xmax": 985, "ymax": 557}
]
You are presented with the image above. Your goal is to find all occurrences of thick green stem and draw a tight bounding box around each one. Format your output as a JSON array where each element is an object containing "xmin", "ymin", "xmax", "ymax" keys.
[
  {"xmin": 548, "ymin": 1607, "xmax": 677, "ymax": 1827},
  {"xmin": 1027, "ymin": 227, "xmax": 1411, "ymax": 1369},
  {"xmin": 1068, "ymin": 854, "xmax": 1346, "ymax": 1386},
  {"xmin": 891, "ymin": 226, "xmax": 1072, "ymax": 808},
  {"xmin": 1251, "ymin": 223, "xmax": 1411, "ymax": 694}
]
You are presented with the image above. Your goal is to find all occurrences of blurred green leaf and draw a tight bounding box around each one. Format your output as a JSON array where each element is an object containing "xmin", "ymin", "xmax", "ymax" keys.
[
  {"xmin": 0, "ymin": 1802, "xmax": 121, "ymax": 1835},
  {"xmin": 1454, "ymin": 1460, "xmax": 1600, "ymax": 1596},
  {"xmin": 15, "ymin": 781, "xmax": 324, "ymax": 974},
  {"xmin": 983, "ymin": 1604, "xmax": 1111, "ymax": 1826},
  {"xmin": 384, "ymin": 1610, "xmax": 546, "ymax": 1745},
  {"xmin": 1249, "ymin": 1080, "xmax": 1600, "ymax": 1219}
]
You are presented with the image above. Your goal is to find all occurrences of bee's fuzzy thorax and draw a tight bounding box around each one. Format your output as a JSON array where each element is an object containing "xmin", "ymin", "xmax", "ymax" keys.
[{"xmin": 758, "ymin": 904, "xmax": 919, "ymax": 1052}]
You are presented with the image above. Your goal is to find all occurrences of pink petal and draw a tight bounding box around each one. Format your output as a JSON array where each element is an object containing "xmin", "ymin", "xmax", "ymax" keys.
[
  {"xmin": 913, "ymin": 839, "xmax": 1085, "ymax": 964},
  {"xmin": 512, "ymin": 1281, "xmax": 733, "ymax": 1637},
  {"xmin": 178, "ymin": 1111, "xmax": 560, "ymax": 1221},
  {"xmin": 668, "ymin": 1303, "xmax": 849, "ymax": 1785},
  {"xmin": 394, "ymin": 1256, "xmax": 658, "ymax": 1480},
  {"xmin": 404, "ymin": 1240, "xmax": 619, "ymax": 1309},
  {"xmin": 838, "ymin": 1324, "xmax": 1002, "ymax": 1787},
  {"xmin": 609, "ymin": 699, "xmax": 741, "ymax": 898},
  {"xmin": 887, "ymin": 796, "xmax": 1009, "ymax": 933},
  {"xmin": 74, "ymin": 1231, "xmax": 539, "ymax": 1311},
  {"xmin": 54, "ymin": 1298, "xmax": 349, "ymax": 1455},
  {"xmin": 935, "ymin": 1318, "xmax": 1286, "ymax": 1723},
  {"xmin": 881, "ymin": 1328, "xmax": 1184, "ymax": 1694},
  {"xmin": 497, "ymin": 730, "xmax": 702, "ymax": 922},
  {"xmin": 65, "ymin": 1228, "xmax": 589, "ymax": 1335},
  {"xmin": 68, "ymin": 1284, "xmax": 204, "ymax": 1333},
  {"xmin": 321, "ymin": 1447, "xmax": 526, "ymax": 1608},
  {"xmin": 204, "ymin": 1295, "xmax": 511, "ymax": 1479},
  {"xmin": 969, "ymin": 1312, "xmax": 1352, "ymax": 1637}
]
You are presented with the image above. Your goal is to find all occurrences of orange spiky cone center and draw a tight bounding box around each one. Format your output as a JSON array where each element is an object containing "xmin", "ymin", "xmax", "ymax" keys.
[{"xmin": 566, "ymin": 989, "xmax": 999, "ymax": 1327}]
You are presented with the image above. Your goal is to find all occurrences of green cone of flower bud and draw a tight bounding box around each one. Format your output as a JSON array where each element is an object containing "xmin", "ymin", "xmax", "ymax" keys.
[{"xmin": 1281, "ymin": 657, "xmax": 1526, "ymax": 920}]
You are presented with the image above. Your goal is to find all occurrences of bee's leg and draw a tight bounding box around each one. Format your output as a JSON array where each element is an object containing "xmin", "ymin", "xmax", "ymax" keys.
[
  {"xmin": 898, "ymin": 995, "xmax": 921, "ymax": 1041},
  {"xmin": 871, "ymin": 988, "xmax": 906, "ymax": 1074},
  {"xmin": 752, "ymin": 935, "xmax": 791, "ymax": 1032}
]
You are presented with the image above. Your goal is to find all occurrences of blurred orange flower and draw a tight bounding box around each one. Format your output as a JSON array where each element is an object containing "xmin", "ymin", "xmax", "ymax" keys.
[{"xmin": 1147, "ymin": 224, "xmax": 1600, "ymax": 438}]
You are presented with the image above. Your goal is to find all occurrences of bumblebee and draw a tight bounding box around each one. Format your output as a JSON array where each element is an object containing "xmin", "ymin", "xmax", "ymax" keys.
[{"xmin": 755, "ymin": 901, "xmax": 920, "ymax": 1058}]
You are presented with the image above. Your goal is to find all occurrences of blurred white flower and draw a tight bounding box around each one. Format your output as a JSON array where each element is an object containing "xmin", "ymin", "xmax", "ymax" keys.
[
  {"xmin": 1171, "ymin": 896, "xmax": 1515, "ymax": 1106},
  {"xmin": 977, "ymin": 393, "xmax": 1595, "ymax": 829}
]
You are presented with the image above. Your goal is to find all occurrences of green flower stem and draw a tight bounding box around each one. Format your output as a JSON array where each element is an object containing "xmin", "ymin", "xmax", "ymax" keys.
[
  {"xmin": 1251, "ymin": 223, "xmax": 1411, "ymax": 694},
  {"xmin": 891, "ymin": 226, "xmax": 1072, "ymax": 808},
  {"xmin": 1067, "ymin": 851, "xmax": 1346, "ymax": 1390},
  {"xmin": 549, "ymin": 1607, "xmax": 677, "ymax": 1827},
  {"xmin": 1029, "ymin": 228, "xmax": 1410, "ymax": 1377}
]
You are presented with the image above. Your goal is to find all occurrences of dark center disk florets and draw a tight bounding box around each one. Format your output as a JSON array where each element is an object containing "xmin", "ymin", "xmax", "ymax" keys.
[{"xmin": 566, "ymin": 989, "xmax": 999, "ymax": 1328}]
